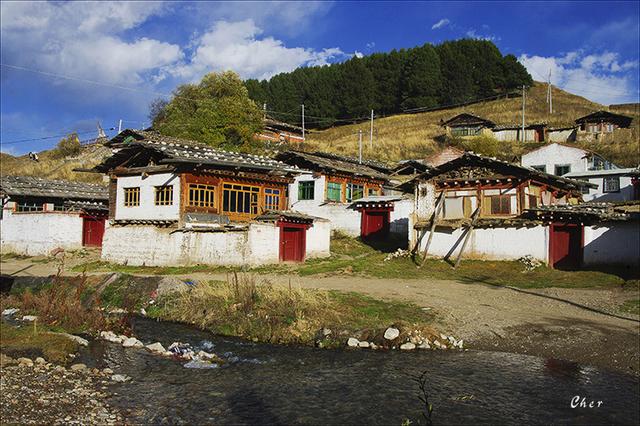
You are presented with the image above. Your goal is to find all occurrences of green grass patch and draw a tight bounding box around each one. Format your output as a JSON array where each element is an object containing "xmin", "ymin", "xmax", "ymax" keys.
[
  {"xmin": 71, "ymin": 260, "xmax": 232, "ymax": 276},
  {"xmin": 1, "ymin": 322, "xmax": 79, "ymax": 363},
  {"xmin": 619, "ymin": 299, "xmax": 640, "ymax": 316}
]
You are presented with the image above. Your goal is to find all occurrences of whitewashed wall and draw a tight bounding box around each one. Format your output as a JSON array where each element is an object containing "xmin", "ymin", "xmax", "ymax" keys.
[
  {"xmin": 521, "ymin": 143, "xmax": 588, "ymax": 175},
  {"xmin": 390, "ymin": 198, "xmax": 414, "ymax": 236},
  {"xmin": 547, "ymin": 129, "xmax": 576, "ymax": 142},
  {"xmin": 101, "ymin": 220, "xmax": 331, "ymax": 267},
  {"xmin": 415, "ymin": 226, "xmax": 549, "ymax": 262},
  {"xmin": 583, "ymin": 222, "xmax": 640, "ymax": 269},
  {"xmin": 115, "ymin": 173, "xmax": 180, "ymax": 221},
  {"xmin": 573, "ymin": 175, "xmax": 635, "ymax": 202},
  {"xmin": 306, "ymin": 219, "xmax": 331, "ymax": 258},
  {"xmin": 0, "ymin": 207, "xmax": 84, "ymax": 255}
]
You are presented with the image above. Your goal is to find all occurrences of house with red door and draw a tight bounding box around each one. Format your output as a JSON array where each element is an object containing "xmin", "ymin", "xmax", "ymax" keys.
[
  {"xmin": 399, "ymin": 152, "xmax": 634, "ymax": 270},
  {"xmin": 0, "ymin": 175, "xmax": 108, "ymax": 256},
  {"xmin": 84, "ymin": 129, "xmax": 329, "ymax": 267},
  {"xmin": 274, "ymin": 150, "xmax": 407, "ymax": 237}
]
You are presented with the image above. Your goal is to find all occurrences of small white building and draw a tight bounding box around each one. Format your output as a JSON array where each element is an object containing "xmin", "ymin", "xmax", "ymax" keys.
[
  {"xmin": 521, "ymin": 143, "xmax": 638, "ymax": 202},
  {"xmin": 275, "ymin": 151, "xmax": 402, "ymax": 237},
  {"xmin": 87, "ymin": 130, "xmax": 330, "ymax": 267},
  {"xmin": 0, "ymin": 176, "xmax": 109, "ymax": 256}
]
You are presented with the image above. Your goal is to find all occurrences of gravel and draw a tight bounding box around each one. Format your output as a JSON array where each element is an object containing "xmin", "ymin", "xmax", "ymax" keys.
[{"xmin": 0, "ymin": 354, "xmax": 124, "ymax": 425}]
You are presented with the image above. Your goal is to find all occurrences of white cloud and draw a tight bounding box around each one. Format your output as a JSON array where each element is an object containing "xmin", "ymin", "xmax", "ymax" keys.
[
  {"xmin": 465, "ymin": 29, "xmax": 499, "ymax": 41},
  {"xmin": 431, "ymin": 18, "xmax": 450, "ymax": 30},
  {"xmin": 171, "ymin": 20, "xmax": 348, "ymax": 81},
  {"xmin": 0, "ymin": 1, "xmax": 181, "ymax": 86},
  {"xmin": 518, "ymin": 51, "xmax": 639, "ymax": 105},
  {"xmin": 366, "ymin": 42, "xmax": 376, "ymax": 50}
]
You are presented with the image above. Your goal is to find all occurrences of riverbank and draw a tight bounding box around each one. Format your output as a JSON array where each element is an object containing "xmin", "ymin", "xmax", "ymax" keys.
[{"xmin": 0, "ymin": 352, "xmax": 123, "ymax": 425}]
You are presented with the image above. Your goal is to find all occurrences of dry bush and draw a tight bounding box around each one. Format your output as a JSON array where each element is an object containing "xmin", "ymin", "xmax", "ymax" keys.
[{"xmin": 157, "ymin": 274, "xmax": 340, "ymax": 344}]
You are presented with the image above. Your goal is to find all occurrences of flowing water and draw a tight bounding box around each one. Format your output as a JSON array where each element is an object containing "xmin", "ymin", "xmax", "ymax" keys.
[{"xmin": 78, "ymin": 317, "xmax": 639, "ymax": 425}]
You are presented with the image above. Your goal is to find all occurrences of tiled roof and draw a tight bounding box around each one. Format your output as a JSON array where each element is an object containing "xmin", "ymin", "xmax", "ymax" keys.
[
  {"xmin": 100, "ymin": 129, "xmax": 300, "ymax": 174},
  {"xmin": 275, "ymin": 150, "xmax": 390, "ymax": 180},
  {"xmin": 0, "ymin": 175, "xmax": 108, "ymax": 201}
]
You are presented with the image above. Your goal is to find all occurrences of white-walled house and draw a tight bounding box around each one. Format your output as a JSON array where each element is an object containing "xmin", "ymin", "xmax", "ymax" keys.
[
  {"xmin": 521, "ymin": 143, "xmax": 638, "ymax": 202},
  {"xmin": 1, "ymin": 176, "xmax": 109, "ymax": 256},
  {"xmin": 87, "ymin": 130, "xmax": 330, "ymax": 267},
  {"xmin": 275, "ymin": 151, "xmax": 399, "ymax": 237}
]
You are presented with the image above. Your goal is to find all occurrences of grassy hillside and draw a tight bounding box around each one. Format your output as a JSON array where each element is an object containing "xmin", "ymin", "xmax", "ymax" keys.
[
  {"xmin": 1, "ymin": 143, "xmax": 111, "ymax": 184},
  {"xmin": 305, "ymin": 82, "xmax": 640, "ymax": 167}
]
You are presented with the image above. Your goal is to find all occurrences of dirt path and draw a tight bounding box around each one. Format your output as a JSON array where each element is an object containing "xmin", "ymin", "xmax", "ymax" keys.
[{"xmin": 2, "ymin": 255, "xmax": 639, "ymax": 374}]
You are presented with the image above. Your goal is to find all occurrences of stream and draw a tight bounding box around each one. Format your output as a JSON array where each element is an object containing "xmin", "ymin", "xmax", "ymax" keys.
[{"xmin": 77, "ymin": 317, "xmax": 639, "ymax": 425}]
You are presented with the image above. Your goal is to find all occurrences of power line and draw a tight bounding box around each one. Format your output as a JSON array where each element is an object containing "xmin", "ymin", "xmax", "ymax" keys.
[{"xmin": 1, "ymin": 129, "xmax": 99, "ymax": 145}]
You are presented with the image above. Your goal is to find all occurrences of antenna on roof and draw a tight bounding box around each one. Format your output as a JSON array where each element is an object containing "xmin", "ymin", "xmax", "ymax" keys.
[{"xmin": 97, "ymin": 122, "xmax": 106, "ymax": 138}]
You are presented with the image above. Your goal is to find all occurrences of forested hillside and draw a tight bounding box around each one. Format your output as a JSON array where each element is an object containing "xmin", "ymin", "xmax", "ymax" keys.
[{"xmin": 245, "ymin": 39, "xmax": 532, "ymax": 127}]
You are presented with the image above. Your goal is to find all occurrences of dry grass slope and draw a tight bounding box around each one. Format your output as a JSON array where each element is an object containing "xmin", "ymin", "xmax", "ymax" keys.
[
  {"xmin": 305, "ymin": 82, "xmax": 639, "ymax": 167},
  {"xmin": 0, "ymin": 144, "xmax": 110, "ymax": 184}
]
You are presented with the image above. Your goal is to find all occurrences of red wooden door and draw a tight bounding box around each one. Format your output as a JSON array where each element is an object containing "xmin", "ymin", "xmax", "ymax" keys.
[
  {"xmin": 82, "ymin": 217, "xmax": 106, "ymax": 247},
  {"xmin": 281, "ymin": 226, "xmax": 305, "ymax": 262},
  {"xmin": 361, "ymin": 210, "xmax": 390, "ymax": 239},
  {"xmin": 550, "ymin": 223, "xmax": 582, "ymax": 270}
]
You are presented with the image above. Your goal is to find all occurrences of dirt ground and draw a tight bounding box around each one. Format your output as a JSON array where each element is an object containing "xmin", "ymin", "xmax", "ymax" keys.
[{"xmin": 2, "ymin": 254, "xmax": 639, "ymax": 375}]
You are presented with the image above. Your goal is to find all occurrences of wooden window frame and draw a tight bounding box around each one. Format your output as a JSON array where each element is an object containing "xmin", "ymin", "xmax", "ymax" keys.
[
  {"xmin": 326, "ymin": 181, "xmax": 343, "ymax": 202},
  {"xmin": 222, "ymin": 182, "xmax": 260, "ymax": 218},
  {"xmin": 187, "ymin": 183, "xmax": 216, "ymax": 209},
  {"xmin": 489, "ymin": 194, "xmax": 512, "ymax": 216},
  {"xmin": 346, "ymin": 183, "xmax": 364, "ymax": 202},
  {"xmin": 264, "ymin": 187, "xmax": 282, "ymax": 211},
  {"xmin": 154, "ymin": 185, "xmax": 174, "ymax": 206},
  {"xmin": 123, "ymin": 187, "xmax": 140, "ymax": 207},
  {"xmin": 298, "ymin": 181, "xmax": 315, "ymax": 200}
]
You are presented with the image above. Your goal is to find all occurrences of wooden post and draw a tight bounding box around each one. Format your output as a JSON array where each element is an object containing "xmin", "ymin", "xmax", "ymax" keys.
[
  {"xmin": 454, "ymin": 204, "xmax": 481, "ymax": 268},
  {"xmin": 419, "ymin": 190, "xmax": 445, "ymax": 267}
]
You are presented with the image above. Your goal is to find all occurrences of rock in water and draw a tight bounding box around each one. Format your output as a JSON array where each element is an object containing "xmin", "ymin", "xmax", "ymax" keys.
[
  {"xmin": 35, "ymin": 357, "xmax": 46, "ymax": 365},
  {"xmin": 111, "ymin": 374, "xmax": 131, "ymax": 383},
  {"xmin": 100, "ymin": 331, "xmax": 122, "ymax": 343},
  {"xmin": 347, "ymin": 338, "xmax": 360, "ymax": 347},
  {"xmin": 145, "ymin": 342, "xmax": 166, "ymax": 353},
  {"xmin": 384, "ymin": 327, "xmax": 400, "ymax": 340},
  {"xmin": 400, "ymin": 342, "xmax": 416, "ymax": 350},
  {"xmin": 358, "ymin": 341, "xmax": 370, "ymax": 348},
  {"xmin": 122, "ymin": 337, "xmax": 144, "ymax": 348}
]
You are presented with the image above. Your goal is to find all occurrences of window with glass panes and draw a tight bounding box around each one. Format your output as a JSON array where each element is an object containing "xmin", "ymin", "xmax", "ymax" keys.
[
  {"xmin": 489, "ymin": 195, "xmax": 512, "ymax": 215},
  {"xmin": 188, "ymin": 184, "xmax": 216, "ymax": 208},
  {"xmin": 123, "ymin": 187, "xmax": 140, "ymax": 207},
  {"xmin": 222, "ymin": 183, "xmax": 259, "ymax": 215},
  {"xmin": 154, "ymin": 185, "xmax": 174, "ymax": 206},
  {"xmin": 264, "ymin": 188, "xmax": 281, "ymax": 211},
  {"xmin": 298, "ymin": 181, "xmax": 315, "ymax": 200},
  {"xmin": 368, "ymin": 187, "xmax": 381, "ymax": 196},
  {"xmin": 603, "ymin": 177, "xmax": 620, "ymax": 193},
  {"xmin": 346, "ymin": 183, "xmax": 364, "ymax": 201},
  {"xmin": 554, "ymin": 164, "xmax": 571, "ymax": 176},
  {"xmin": 327, "ymin": 182, "xmax": 343, "ymax": 202}
]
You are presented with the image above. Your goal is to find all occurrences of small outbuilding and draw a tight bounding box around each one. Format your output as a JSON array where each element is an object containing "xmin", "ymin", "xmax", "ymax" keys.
[
  {"xmin": 575, "ymin": 110, "xmax": 633, "ymax": 133},
  {"xmin": 0, "ymin": 175, "xmax": 108, "ymax": 255},
  {"xmin": 441, "ymin": 113, "xmax": 495, "ymax": 138}
]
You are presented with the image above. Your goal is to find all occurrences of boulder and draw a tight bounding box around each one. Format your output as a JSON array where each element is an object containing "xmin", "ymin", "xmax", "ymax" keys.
[
  {"xmin": 22, "ymin": 315, "xmax": 38, "ymax": 322},
  {"xmin": 100, "ymin": 331, "xmax": 122, "ymax": 343},
  {"xmin": 70, "ymin": 363, "xmax": 87, "ymax": 371},
  {"xmin": 122, "ymin": 337, "xmax": 144, "ymax": 348},
  {"xmin": 35, "ymin": 357, "xmax": 46, "ymax": 365},
  {"xmin": 145, "ymin": 342, "xmax": 166, "ymax": 353},
  {"xmin": 321, "ymin": 328, "xmax": 332, "ymax": 337},
  {"xmin": 2, "ymin": 308, "xmax": 19, "ymax": 316},
  {"xmin": 358, "ymin": 341, "xmax": 370, "ymax": 348},
  {"xmin": 400, "ymin": 342, "xmax": 416, "ymax": 350},
  {"xmin": 102, "ymin": 368, "xmax": 114, "ymax": 375},
  {"xmin": 18, "ymin": 357, "xmax": 33, "ymax": 367},
  {"xmin": 51, "ymin": 332, "xmax": 89, "ymax": 347},
  {"xmin": 157, "ymin": 277, "xmax": 190, "ymax": 296},
  {"xmin": 347, "ymin": 338, "xmax": 359, "ymax": 347},
  {"xmin": 418, "ymin": 342, "xmax": 431, "ymax": 350},
  {"xmin": 0, "ymin": 353, "xmax": 16, "ymax": 366},
  {"xmin": 384, "ymin": 327, "xmax": 400, "ymax": 341},
  {"xmin": 111, "ymin": 374, "xmax": 131, "ymax": 383}
]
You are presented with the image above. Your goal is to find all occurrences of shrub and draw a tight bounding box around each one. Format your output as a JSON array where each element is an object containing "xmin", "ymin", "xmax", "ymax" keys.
[{"xmin": 53, "ymin": 133, "xmax": 82, "ymax": 158}]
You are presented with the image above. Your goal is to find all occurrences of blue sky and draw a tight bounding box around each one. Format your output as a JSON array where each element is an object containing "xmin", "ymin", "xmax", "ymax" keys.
[{"xmin": 1, "ymin": 1, "xmax": 639, "ymax": 155}]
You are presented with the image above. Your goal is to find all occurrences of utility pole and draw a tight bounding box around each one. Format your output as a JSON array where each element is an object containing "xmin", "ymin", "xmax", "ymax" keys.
[
  {"xmin": 358, "ymin": 130, "xmax": 363, "ymax": 164},
  {"xmin": 301, "ymin": 104, "xmax": 305, "ymax": 141},
  {"xmin": 521, "ymin": 85, "xmax": 526, "ymax": 142},
  {"xmin": 118, "ymin": 119, "xmax": 122, "ymax": 134},
  {"xmin": 548, "ymin": 70, "xmax": 553, "ymax": 114},
  {"xmin": 369, "ymin": 110, "xmax": 374, "ymax": 150}
]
